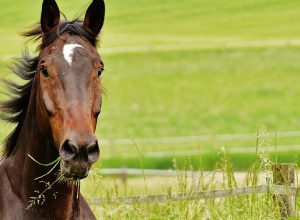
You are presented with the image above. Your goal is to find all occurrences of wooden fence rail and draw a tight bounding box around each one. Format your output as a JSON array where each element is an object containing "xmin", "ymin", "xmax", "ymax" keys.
[
  {"xmin": 90, "ymin": 163, "xmax": 297, "ymax": 219},
  {"xmin": 89, "ymin": 184, "xmax": 298, "ymax": 205}
]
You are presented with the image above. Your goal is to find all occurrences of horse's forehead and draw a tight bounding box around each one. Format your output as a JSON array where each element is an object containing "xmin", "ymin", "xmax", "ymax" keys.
[
  {"xmin": 48, "ymin": 36, "xmax": 97, "ymax": 61},
  {"xmin": 45, "ymin": 37, "xmax": 98, "ymax": 71}
]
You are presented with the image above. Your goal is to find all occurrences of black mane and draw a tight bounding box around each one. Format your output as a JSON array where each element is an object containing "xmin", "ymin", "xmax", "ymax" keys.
[{"xmin": 1, "ymin": 20, "xmax": 99, "ymax": 158}]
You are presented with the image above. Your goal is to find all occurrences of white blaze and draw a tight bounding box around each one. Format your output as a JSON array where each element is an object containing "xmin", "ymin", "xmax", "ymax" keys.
[{"xmin": 63, "ymin": 43, "xmax": 83, "ymax": 65}]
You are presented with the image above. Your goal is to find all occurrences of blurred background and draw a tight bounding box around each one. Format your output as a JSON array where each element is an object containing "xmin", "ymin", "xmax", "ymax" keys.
[{"xmin": 1, "ymin": 0, "xmax": 300, "ymax": 179}]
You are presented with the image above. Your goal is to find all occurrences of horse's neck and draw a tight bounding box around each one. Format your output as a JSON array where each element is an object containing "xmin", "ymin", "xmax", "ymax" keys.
[{"xmin": 4, "ymin": 85, "xmax": 79, "ymax": 218}]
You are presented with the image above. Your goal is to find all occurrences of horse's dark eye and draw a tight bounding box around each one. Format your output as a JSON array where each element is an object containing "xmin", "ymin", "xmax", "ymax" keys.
[
  {"xmin": 41, "ymin": 67, "xmax": 49, "ymax": 77},
  {"xmin": 97, "ymin": 67, "xmax": 104, "ymax": 77}
]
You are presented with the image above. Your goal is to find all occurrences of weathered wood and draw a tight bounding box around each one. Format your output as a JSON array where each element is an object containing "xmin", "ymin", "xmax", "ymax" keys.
[
  {"xmin": 272, "ymin": 163, "xmax": 296, "ymax": 219},
  {"xmin": 89, "ymin": 184, "xmax": 298, "ymax": 205}
]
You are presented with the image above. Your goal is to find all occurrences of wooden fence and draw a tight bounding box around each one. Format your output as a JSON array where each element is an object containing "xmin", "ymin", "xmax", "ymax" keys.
[
  {"xmin": 90, "ymin": 184, "xmax": 297, "ymax": 205},
  {"xmin": 91, "ymin": 163, "xmax": 298, "ymax": 219}
]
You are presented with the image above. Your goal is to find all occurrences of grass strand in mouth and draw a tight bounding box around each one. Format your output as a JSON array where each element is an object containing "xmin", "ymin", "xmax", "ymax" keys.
[
  {"xmin": 34, "ymin": 159, "xmax": 61, "ymax": 181},
  {"xmin": 27, "ymin": 154, "xmax": 61, "ymax": 180},
  {"xmin": 76, "ymin": 180, "xmax": 80, "ymax": 200},
  {"xmin": 27, "ymin": 154, "xmax": 61, "ymax": 166}
]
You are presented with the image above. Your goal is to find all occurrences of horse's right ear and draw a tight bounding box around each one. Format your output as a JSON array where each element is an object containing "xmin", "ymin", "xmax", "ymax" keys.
[
  {"xmin": 83, "ymin": 0, "xmax": 105, "ymax": 36},
  {"xmin": 41, "ymin": 0, "xmax": 60, "ymax": 33}
]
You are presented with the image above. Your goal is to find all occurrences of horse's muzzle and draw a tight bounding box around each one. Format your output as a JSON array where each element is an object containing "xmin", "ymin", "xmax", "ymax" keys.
[{"xmin": 59, "ymin": 138, "xmax": 100, "ymax": 179}]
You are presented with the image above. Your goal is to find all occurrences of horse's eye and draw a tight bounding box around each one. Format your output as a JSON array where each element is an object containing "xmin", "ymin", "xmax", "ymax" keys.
[
  {"xmin": 97, "ymin": 67, "xmax": 104, "ymax": 77},
  {"xmin": 41, "ymin": 67, "xmax": 49, "ymax": 77}
]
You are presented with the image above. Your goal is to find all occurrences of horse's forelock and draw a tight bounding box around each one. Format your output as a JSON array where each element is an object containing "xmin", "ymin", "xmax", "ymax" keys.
[{"xmin": 23, "ymin": 20, "xmax": 99, "ymax": 50}]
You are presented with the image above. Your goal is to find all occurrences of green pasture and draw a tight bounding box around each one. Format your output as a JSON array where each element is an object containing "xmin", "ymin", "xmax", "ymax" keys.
[
  {"xmin": 1, "ymin": 1, "xmax": 300, "ymax": 161},
  {"xmin": 1, "ymin": 0, "xmax": 300, "ymax": 170}
]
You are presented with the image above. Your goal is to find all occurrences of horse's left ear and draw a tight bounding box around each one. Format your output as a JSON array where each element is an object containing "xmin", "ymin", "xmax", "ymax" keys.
[
  {"xmin": 41, "ymin": 0, "xmax": 60, "ymax": 33},
  {"xmin": 83, "ymin": 0, "xmax": 105, "ymax": 36}
]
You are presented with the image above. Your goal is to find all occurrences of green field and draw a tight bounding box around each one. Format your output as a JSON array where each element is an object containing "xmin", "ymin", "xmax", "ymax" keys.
[
  {"xmin": 1, "ymin": 0, "xmax": 300, "ymax": 170},
  {"xmin": 1, "ymin": 0, "xmax": 300, "ymax": 218}
]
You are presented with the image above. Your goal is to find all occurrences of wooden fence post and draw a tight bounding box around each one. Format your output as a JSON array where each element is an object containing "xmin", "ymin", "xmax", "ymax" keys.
[{"xmin": 272, "ymin": 163, "xmax": 296, "ymax": 219}]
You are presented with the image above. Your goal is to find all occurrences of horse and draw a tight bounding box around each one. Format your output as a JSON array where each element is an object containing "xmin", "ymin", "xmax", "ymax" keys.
[{"xmin": 0, "ymin": 0, "xmax": 105, "ymax": 219}]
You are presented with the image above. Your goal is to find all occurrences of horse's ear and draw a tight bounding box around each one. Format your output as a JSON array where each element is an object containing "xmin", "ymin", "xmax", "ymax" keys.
[
  {"xmin": 41, "ymin": 0, "xmax": 60, "ymax": 33},
  {"xmin": 83, "ymin": 0, "xmax": 105, "ymax": 36}
]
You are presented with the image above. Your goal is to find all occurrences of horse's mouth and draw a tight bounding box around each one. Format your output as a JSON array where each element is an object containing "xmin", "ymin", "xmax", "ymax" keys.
[
  {"xmin": 60, "ymin": 160, "xmax": 90, "ymax": 180},
  {"xmin": 62, "ymin": 171, "xmax": 88, "ymax": 180}
]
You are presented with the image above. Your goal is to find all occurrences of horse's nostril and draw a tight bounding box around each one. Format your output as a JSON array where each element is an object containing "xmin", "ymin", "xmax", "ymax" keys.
[
  {"xmin": 60, "ymin": 140, "xmax": 78, "ymax": 160},
  {"xmin": 60, "ymin": 139, "xmax": 99, "ymax": 163},
  {"xmin": 86, "ymin": 141, "xmax": 100, "ymax": 163}
]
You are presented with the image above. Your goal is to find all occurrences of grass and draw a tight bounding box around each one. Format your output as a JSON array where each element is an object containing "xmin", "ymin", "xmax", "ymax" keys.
[
  {"xmin": 80, "ymin": 140, "xmax": 298, "ymax": 219},
  {"xmin": 0, "ymin": 0, "xmax": 300, "ymax": 170},
  {"xmin": 99, "ymin": 150, "xmax": 300, "ymax": 171},
  {"xmin": 99, "ymin": 48, "xmax": 300, "ymax": 138},
  {"xmin": 97, "ymin": 47, "xmax": 300, "ymax": 169}
]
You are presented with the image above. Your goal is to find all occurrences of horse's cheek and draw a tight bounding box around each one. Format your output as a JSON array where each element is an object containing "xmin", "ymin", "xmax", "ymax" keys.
[{"xmin": 36, "ymin": 88, "xmax": 50, "ymax": 133}]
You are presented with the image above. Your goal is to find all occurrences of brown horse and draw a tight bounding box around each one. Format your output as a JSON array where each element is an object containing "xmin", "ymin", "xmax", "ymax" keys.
[{"xmin": 0, "ymin": 0, "xmax": 105, "ymax": 219}]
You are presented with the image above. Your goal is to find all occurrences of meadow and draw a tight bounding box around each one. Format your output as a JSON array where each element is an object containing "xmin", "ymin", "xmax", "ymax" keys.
[{"xmin": 1, "ymin": 0, "xmax": 300, "ymax": 219}]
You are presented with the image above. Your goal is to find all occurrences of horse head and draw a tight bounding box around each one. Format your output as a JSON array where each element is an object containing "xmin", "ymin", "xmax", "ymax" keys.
[{"xmin": 36, "ymin": 0, "xmax": 105, "ymax": 180}]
